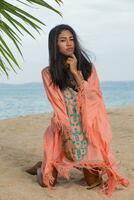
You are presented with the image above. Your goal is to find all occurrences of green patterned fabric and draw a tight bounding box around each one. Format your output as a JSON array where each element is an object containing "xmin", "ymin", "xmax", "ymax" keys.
[{"xmin": 62, "ymin": 87, "xmax": 89, "ymax": 161}]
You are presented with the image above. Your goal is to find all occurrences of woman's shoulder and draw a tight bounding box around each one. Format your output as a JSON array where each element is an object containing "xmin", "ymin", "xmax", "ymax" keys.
[
  {"xmin": 91, "ymin": 63, "xmax": 98, "ymax": 75},
  {"xmin": 91, "ymin": 62, "xmax": 96, "ymax": 70},
  {"xmin": 41, "ymin": 66, "xmax": 50, "ymax": 76}
]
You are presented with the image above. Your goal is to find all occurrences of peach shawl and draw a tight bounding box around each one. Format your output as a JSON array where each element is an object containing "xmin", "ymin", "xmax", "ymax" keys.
[{"xmin": 41, "ymin": 64, "xmax": 129, "ymax": 196}]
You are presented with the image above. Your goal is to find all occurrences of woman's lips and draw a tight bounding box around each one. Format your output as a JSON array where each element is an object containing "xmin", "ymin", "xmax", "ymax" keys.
[{"xmin": 66, "ymin": 48, "xmax": 73, "ymax": 52}]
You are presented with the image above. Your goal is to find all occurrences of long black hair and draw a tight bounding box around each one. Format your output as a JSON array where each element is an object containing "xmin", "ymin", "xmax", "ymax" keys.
[{"xmin": 48, "ymin": 24, "xmax": 93, "ymax": 91}]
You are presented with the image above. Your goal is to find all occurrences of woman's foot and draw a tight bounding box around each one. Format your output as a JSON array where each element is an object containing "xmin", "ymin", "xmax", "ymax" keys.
[
  {"xmin": 25, "ymin": 161, "xmax": 42, "ymax": 175},
  {"xmin": 37, "ymin": 167, "xmax": 58, "ymax": 187},
  {"xmin": 37, "ymin": 168, "xmax": 47, "ymax": 187},
  {"xmin": 86, "ymin": 178, "xmax": 102, "ymax": 189},
  {"xmin": 83, "ymin": 168, "xmax": 102, "ymax": 189}
]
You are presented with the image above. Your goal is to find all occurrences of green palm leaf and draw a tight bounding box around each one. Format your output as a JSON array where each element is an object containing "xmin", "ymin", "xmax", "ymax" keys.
[
  {"xmin": 2, "ymin": 11, "xmax": 36, "ymax": 39},
  {"xmin": 0, "ymin": 35, "xmax": 20, "ymax": 68},
  {"xmin": 0, "ymin": 0, "xmax": 63, "ymax": 77},
  {"xmin": 0, "ymin": 45, "xmax": 17, "ymax": 74}
]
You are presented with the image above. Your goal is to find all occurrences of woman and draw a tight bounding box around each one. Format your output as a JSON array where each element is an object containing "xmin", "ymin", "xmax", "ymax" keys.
[{"xmin": 26, "ymin": 24, "xmax": 129, "ymax": 196}]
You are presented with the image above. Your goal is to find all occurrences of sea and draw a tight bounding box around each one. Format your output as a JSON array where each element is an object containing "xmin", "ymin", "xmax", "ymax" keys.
[{"xmin": 0, "ymin": 81, "xmax": 134, "ymax": 120}]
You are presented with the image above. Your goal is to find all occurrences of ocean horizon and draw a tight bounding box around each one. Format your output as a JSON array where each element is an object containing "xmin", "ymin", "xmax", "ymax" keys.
[{"xmin": 0, "ymin": 81, "xmax": 134, "ymax": 120}]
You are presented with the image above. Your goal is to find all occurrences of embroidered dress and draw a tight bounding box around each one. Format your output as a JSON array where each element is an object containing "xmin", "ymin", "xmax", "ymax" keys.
[{"xmin": 61, "ymin": 86, "xmax": 89, "ymax": 162}]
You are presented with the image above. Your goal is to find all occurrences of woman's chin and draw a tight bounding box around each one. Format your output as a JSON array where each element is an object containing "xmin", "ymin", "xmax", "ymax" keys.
[{"xmin": 65, "ymin": 52, "xmax": 73, "ymax": 56}]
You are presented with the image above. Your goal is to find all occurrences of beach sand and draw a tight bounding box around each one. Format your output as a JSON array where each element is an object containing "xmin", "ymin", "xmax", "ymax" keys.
[{"xmin": 0, "ymin": 105, "xmax": 133, "ymax": 200}]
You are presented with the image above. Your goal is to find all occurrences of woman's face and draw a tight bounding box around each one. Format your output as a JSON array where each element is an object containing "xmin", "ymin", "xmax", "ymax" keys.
[{"xmin": 57, "ymin": 30, "xmax": 75, "ymax": 56}]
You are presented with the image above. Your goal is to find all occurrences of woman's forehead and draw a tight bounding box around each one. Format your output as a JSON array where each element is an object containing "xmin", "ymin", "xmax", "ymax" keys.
[{"xmin": 58, "ymin": 30, "xmax": 73, "ymax": 38}]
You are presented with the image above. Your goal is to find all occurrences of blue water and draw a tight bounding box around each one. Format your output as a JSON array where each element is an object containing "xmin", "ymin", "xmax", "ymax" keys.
[{"xmin": 0, "ymin": 81, "xmax": 134, "ymax": 120}]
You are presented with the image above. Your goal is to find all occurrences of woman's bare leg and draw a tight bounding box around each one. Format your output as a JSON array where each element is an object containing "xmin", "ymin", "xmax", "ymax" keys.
[
  {"xmin": 83, "ymin": 168, "xmax": 101, "ymax": 188},
  {"xmin": 37, "ymin": 167, "xmax": 58, "ymax": 187},
  {"xmin": 51, "ymin": 167, "xmax": 58, "ymax": 186}
]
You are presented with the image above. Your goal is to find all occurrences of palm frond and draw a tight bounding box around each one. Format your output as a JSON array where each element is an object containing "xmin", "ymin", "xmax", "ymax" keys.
[
  {"xmin": 0, "ymin": 35, "xmax": 20, "ymax": 68},
  {"xmin": 0, "ymin": 0, "xmax": 63, "ymax": 77}
]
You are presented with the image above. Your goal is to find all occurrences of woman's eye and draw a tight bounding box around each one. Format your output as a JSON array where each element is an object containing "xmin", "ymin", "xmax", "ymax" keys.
[{"xmin": 60, "ymin": 39, "xmax": 74, "ymax": 42}]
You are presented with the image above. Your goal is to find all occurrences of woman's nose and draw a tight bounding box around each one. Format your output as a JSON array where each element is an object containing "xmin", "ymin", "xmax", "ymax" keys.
[
  {"xmin": 66, "ymin": 39, "xmax": 72, "ymax": 45},
  {"xmin": 66, "ymin": 40, "xmax": 72, "ymax": 46}
]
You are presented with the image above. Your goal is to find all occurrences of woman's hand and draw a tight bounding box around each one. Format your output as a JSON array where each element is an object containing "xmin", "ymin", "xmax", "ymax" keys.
[
  {"xmin": 64, "ymin": 139, "xmax": 76, "ymax": 161},
  {"xmin": 66, "ymin": 54, "xmax": 78, "ymax": 75},
  {"xmin": 66, "ymin": 54, "xmax": 84, "ymax": 89}
]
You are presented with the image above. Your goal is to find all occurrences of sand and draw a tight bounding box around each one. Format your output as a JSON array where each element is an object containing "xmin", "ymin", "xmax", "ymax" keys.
[{"xmin": 0, "ymin": 105, "xmax": 134, "ymax": 200}]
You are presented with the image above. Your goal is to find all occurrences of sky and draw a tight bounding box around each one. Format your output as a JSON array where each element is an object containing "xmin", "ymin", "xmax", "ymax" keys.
[{"xmin": 0, "ymin": 0, "xmax": 134, "ymax": 83}]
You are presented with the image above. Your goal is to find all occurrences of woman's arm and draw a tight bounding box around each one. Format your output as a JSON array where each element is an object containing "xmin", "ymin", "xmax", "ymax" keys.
[
  {"xmin": 71, "ymin": 70, "xmax": 84, "ymax": 88},
  {"xmin": 41, "ymin": 67, "xmax": 69, "ymax": 130},
  {"xmin": 75, "ymin": 64, "xmax": 103, "ymax": 129}
]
